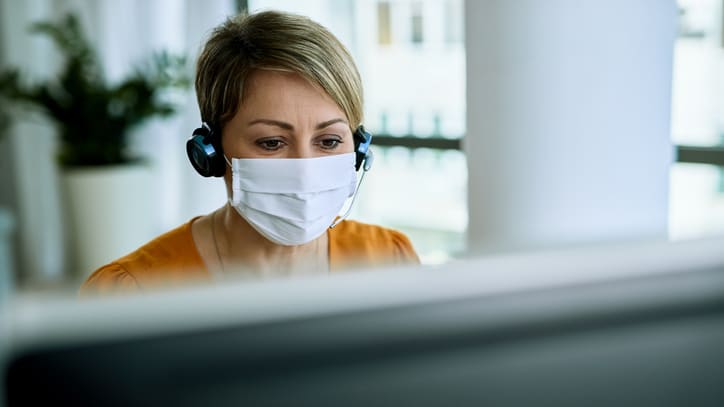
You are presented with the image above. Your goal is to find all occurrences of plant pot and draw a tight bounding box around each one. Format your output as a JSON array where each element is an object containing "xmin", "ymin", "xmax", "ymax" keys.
[{"xmin": 62, "ymin": 164, "xmax": 156, "ymax": 279}]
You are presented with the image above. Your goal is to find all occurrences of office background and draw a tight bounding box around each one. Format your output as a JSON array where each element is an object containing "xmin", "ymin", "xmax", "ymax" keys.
[{"xmin": 0, "ymin": 0, "xmax": 722, "ymax": 294}]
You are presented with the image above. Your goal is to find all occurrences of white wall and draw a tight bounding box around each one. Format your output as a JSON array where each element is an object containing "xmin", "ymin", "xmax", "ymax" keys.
[{"xmin": 465, "ymin": 0, "xmax": 677, "ymax": 253}]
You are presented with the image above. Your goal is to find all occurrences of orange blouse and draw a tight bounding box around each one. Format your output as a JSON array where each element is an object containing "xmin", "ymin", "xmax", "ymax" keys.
[{"xmin": 80, "ymin": 219, "xmax": 419, "ymax": 295}]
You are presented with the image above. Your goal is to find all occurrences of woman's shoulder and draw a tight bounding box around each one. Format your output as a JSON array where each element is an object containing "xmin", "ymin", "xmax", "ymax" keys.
[
  {"xmin": 331, "ymin": 219, "xmax": 407, "ymax": 241},
  {"xmin": 329, "ymin": 220, "xmax": 420, "ymax": 269},
  {"xmin": 79, "ymin": 219, "xmax": 209, "ymax": 296}
]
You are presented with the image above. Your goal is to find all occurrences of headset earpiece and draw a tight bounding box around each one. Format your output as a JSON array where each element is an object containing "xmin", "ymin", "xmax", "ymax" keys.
[
  {"xmin": 186, "ymin": 122, "xmax": 226, "ymax": 177},
  {"xmin": 353, "ymin": 126, "xmax": 373, "ymax": 172}
]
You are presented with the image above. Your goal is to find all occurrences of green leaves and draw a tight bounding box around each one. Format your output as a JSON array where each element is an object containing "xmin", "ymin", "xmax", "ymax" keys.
[{"xmin": 0, "ymin": 13, "xmax": 190, "ymax": 167}]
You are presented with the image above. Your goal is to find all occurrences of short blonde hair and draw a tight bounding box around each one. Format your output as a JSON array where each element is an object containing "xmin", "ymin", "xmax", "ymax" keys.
[{"xmin": 195, "ymin": 10, "xmax": 363, "ymax": 132}]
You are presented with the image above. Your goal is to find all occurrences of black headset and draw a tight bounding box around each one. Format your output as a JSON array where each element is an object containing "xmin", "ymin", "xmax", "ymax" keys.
[{"xmin": 186, "ymin": 122, "xmax": 374, "ymax": 177}]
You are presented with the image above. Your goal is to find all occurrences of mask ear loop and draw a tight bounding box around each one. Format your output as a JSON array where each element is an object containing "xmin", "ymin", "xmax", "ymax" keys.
[{"xmin": 329, "ymin": 149, "xmax": 374, "ymax": 229}]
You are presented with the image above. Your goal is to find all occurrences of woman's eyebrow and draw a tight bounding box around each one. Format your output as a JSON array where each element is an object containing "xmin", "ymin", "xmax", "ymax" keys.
[
  {"xmin": 248, "ymin": 119, "xmax": 294, "ymax": 130},
  {"xmin": 246, "ymin": 118, "xmax": 347, "ymax": 131},
  {"xmin": 315, "ymin": 118, "xmax": 348, "ymax": 130}
]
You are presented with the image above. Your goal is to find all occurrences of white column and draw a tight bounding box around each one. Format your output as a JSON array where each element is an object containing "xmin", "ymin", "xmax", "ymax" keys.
[{"xmin": 465, "ymin": 0, "xmax": 677, "ymax": 253}]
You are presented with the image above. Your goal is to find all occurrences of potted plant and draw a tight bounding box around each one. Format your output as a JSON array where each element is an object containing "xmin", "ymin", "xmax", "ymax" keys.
[{"xmin": 0, "ymin": 14, "xmax": 190, "ymax": 277}]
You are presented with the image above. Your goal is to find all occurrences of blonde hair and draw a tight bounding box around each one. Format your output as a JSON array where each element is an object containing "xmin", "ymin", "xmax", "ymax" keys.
[{"xmin": 195, "ymin": 10, "xmax": 363, "ymax": 132}]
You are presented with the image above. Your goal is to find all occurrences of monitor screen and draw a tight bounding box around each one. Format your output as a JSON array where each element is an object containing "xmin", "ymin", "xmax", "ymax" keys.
[{"xmin": 4, "ymin": 237, "xmax": 724, "ymax": 406}]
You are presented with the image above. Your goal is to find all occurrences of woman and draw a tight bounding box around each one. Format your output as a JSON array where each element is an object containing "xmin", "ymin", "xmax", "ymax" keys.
[{"xmin": 80, "ymin": 10, "xmax": 419, "ymax": 295}]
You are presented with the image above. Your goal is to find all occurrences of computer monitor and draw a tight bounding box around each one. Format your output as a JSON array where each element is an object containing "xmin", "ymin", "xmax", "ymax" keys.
[{"xmin": 3, "ymin": 237, "xmax": 724, "ymax": 406}]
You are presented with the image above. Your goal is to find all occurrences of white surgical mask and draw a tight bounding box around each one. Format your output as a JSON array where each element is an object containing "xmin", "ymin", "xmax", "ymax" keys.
[{"xmin": 228, "ymin": 153, "xmax": 357, "ymax": 246}]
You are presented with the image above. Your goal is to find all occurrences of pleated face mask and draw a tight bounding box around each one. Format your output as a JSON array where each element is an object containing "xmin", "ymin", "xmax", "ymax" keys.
[{"xmin": 228, "ymin": 152, "xmax": 357, "ymax": 246}]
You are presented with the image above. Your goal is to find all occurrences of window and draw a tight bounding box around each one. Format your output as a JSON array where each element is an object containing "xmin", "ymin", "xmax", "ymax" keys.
[
  {"xmin": 444, "ymin": 0, "xmax": 463, "ymax": 44},
  {"xmin": 410, "ymin": 1, "xmax": 424, "ymax": 44},
  {"xmin": 670, "ymin": 0, "xmax": 724, "ymax": 240},
  {"xmin": 378, "ymin": 2, "xmax": 392, "ymax": 45}
]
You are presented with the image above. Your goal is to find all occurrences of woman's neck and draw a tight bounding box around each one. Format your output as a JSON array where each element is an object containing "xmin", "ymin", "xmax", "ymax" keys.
[{"xmin": 213, "ymin": 203, "xmax": 329, "ymax": 277}]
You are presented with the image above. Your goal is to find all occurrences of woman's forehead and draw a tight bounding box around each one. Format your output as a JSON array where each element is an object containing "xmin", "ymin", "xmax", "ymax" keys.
[{"xmin": 237, "ymin": 70, "xmax": 348, "ymax": 122}]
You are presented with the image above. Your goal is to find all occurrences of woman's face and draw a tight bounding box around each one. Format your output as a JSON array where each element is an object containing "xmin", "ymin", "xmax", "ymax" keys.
[{"xmin": 221, "ymin": 70, "xmax": 355, "ymax": 160}]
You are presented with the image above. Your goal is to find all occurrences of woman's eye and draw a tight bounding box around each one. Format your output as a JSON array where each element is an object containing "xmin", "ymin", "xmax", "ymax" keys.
[
  {"xmin": 319, "ymin": 138, "xmax": 342, "ymax": 149},
  {"xmin": 257, "ymin": 139, "xmax": 285, "ymax": 151}
]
